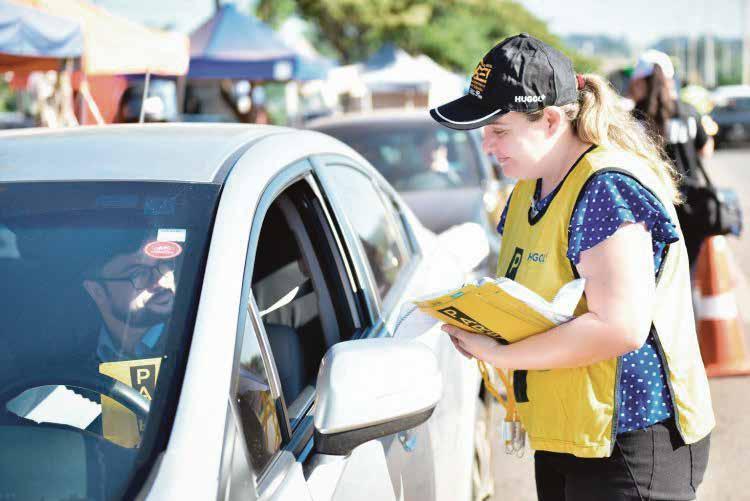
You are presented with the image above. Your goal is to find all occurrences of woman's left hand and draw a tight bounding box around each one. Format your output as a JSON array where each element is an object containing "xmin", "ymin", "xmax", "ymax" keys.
[{"xmin": 441, "ymin": 324, "xmax": 505, "ymax": 365}]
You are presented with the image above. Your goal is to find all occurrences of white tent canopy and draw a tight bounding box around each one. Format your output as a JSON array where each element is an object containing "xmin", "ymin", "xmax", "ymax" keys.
[
  {"xmin": 415, "ymin": 54, "xmax": 467, "ymax": 107},
  {"xmin": 17, "ymin": 0, "xmax": 189, "ymax": 76},
  {"xmin": 360, "ymin": 46, "xmax": 466, "ymax": 107}
]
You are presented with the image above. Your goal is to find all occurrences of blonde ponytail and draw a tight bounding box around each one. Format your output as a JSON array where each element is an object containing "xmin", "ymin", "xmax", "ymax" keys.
[{"xmin": 569, "ymin": 74, "xmax": 682, "ymax": 203}]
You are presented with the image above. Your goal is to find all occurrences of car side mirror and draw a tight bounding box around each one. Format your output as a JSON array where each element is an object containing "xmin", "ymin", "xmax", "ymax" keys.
[{"xmin": 313, "ymin": 338, "xmax": 442, "ymax": 456}]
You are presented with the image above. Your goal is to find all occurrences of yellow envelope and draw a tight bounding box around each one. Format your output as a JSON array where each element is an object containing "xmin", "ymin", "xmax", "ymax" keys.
[{"xmin": 414, "ymin": 282, "xmax": 557, "ymax": 344}]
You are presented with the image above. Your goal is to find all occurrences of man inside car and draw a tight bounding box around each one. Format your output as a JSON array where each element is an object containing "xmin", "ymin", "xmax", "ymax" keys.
[
  {"xmin": 81, "ymin": 234, "xmax": 177, "ymax": 362},
  {"xmin": 76, "ymin": 231, "xmax": 180, "ymax": 445},
  {"xmin": 4, "ymin": 230, "xmax": 178, "ymax": 443}
]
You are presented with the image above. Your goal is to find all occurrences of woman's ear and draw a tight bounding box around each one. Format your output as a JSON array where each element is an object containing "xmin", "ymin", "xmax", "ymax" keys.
[{"xmin": 542, "ymin": 107, "xmax": 564, "ymax": 136}]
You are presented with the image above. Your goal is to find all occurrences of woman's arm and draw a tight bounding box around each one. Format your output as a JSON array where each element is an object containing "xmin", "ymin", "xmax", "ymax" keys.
[{"xmin": 444, "ymin": 221, "xmax": 656, "ymax": 370}]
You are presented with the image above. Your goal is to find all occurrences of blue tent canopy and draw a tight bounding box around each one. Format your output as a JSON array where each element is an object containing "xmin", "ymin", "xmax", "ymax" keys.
[
  {"xmin": 188, "ymin": 4, "xmax": 299, "ymax": 81},
  {"xmin": 294, "ymin": 54, "xmax": 335, "ymax": 81},
  {"xmin": 0, "ymin": 0, "xmax": 82, "ymax": 62}
]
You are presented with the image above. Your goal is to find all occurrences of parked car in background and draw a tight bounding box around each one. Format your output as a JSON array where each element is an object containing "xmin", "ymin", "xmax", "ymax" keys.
[
  {"xmin": 711, "ymin": 85, "xmax": 750, "ymax": 147},
  {"xmin": 0, "ymin": 124, "xmax": 491, "ymax": 500},
  {"xmin": 306, "ymin": 110, "xmax": 515, "ymax": 275}
]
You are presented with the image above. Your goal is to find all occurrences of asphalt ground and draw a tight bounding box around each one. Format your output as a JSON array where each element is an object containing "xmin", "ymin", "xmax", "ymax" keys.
[{"xmin": 489, "ymin": 146, "xmax": 750, "ymax": 501}]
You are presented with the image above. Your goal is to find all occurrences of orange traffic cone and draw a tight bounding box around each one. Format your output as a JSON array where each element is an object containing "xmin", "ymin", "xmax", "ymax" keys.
[{"xmin": 693, "ymin": 235, "xmax": 750, "ymax": 377}]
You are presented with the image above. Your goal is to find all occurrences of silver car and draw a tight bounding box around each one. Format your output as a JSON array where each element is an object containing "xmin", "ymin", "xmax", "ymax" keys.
[{"xmin": 0, "ymin": 124, "xmax": 490, "ymax": 500}]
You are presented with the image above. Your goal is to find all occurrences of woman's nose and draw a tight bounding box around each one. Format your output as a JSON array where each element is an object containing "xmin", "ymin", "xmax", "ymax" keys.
[{"xmin": 481, "ymin": 132, "xmax": 494, "ymax": 154}]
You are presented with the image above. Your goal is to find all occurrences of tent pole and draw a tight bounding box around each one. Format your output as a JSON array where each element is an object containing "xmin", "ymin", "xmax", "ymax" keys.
[
  {"xmin": 139, "ymin": 70, "xmax": 152, "ymax": 123},
  {"xmin": 177, "ymin": 74, "xmax": 187, "ymax": 115},
  {"xmin": 80, "ymin": 77, "xmax": 105, "ymax": 125}
]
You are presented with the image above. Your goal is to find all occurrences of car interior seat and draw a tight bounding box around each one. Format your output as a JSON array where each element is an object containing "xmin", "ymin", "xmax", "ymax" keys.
[{"xmin": 263, "ymin": 323, "xmax": 305, "ymax": 405}]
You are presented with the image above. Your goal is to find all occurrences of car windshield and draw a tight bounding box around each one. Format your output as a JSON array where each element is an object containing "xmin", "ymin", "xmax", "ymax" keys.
[
  {"xmin": 0, "ymin": 181, "xmax": 220, "ymax": 500},
  {"xmin": 317, "ymin": 122, "xmax": 483, "ymax": 191}
]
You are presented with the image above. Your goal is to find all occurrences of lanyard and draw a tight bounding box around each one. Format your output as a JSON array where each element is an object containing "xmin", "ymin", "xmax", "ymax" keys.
[{"xmin": 477, "ymin": 360, "xmax": 525, "ymax": 456}]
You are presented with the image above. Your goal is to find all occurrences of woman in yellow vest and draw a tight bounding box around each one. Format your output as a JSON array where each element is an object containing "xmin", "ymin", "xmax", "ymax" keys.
[{"xmin": 431, "ymin": 34, "xmax": 714, "ymax": 500}]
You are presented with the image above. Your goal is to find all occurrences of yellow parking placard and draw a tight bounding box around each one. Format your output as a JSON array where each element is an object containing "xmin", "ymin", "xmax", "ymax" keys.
[{"xmin": 99, "ymin": 357, "xmax": 162, "ymax": 448}]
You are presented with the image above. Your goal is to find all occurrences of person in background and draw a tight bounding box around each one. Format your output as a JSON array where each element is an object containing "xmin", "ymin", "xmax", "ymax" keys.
[{"xmin": 628, "ymin": 50, "xmax": 714, "ymax": 265}]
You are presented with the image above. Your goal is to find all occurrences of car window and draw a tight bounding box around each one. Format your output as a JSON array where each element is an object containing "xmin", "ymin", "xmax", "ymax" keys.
[
  {"xmin": 382, "ymin": 190, "xmax": 416, "ymax": 258},
  {"xmin": 322, "ymin": 164, "xmax": 410, "ymax": 301},
  {"xmin": 234, "ymin": 174, "xmax": 366, "ymax": 479},
  {"xmin": 0, "ymin": 181, "xmax": 219, "ymax": 499},
  {"xmin": 234, "ymin": 302, "xmax": 284, "ymax": 475},
  {"xmin": 317, "ymin": 124, "xmax": 482, "ymax": 191},
  {"xmin": 248, "ymin": 176, "xmax": 362, "ymax": 420},
  {"xmin": 250, "ymin": 197, "xmax": 328, "ymax": 412}
]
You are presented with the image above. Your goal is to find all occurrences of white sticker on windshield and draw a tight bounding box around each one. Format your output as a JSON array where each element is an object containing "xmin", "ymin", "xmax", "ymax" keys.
[{"xmin": 157, "ymin": 228, "xmax": 186, "ymax": 243}]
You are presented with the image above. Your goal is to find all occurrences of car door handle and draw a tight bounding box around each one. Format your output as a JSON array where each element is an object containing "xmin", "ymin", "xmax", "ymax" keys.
[{"xmin": 398, "ymin": 429, "xmax": 417, "ymax": 452}]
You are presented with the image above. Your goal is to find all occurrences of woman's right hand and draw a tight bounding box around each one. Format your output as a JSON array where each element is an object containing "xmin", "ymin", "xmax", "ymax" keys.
[{"xmin": 447, "ymin": 331, "xmax": 475, "ymax": 360}]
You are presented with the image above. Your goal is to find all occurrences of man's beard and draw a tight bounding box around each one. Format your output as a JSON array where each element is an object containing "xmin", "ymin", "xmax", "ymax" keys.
[{"xmin": 109, "ymin": 290, "xmax": 173, "ymax": 328}]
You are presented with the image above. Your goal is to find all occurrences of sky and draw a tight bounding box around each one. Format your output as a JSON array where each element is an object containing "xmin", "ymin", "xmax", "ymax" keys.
[
  {"xmin": 520, "ymin": 0, "xmax": 745, "ymax": 46},
  {"xmin": 90, "ymin": 0, "xmax": 252, "ymax": 33},
  {"xmin": 93, "ymin": 0, "xmax": 747, "ymax": 47}
]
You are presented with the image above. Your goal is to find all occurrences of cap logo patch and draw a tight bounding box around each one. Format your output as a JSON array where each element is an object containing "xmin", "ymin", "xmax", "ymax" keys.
[
  {"xmin": 514, "ymin": 95, "xmax": 545, "ymax": 103},
  {"xmin": 470, "ymin": 61, "xmax": 493, "ymax": 99}
]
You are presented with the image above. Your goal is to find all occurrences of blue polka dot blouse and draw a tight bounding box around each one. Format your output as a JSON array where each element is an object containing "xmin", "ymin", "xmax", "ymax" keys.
[{"xmin": 497, "ymin": 172, "xmax": 679, "ymax": 434}]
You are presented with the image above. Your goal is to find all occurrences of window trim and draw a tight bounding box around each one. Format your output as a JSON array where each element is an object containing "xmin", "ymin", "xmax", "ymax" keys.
[
  {"xmin": 389, "ymin": 194, "xmax": 420, "ymax": 258},
  {"xmin": 311, "ymin": 154, "xmax": 422, "ymax": 333},
  {"xmin": 305, "ymin": 172, "xmax": 363, "ymax": 328},
  {"xmin": 230, "ymin": 159, "xmax": 314, "ymax": 486},
  {"xmin": 309, "ymin": 155, "xmax": 381, "ymax": 323}
]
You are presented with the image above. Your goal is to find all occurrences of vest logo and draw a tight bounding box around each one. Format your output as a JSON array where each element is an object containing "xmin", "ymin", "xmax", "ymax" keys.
[
  {"xmin": 470, "ymin": 61, "xmax": 493, "ymax": 99},
  {"xmin": 514, "ymin": 95, "xmax": 545, "ymax": 103},
  {"xmin": 505, "ymin": 247, "xmax": 524, "ymax": 280},
  {"xmin": 527, "ymin": 252, "xmax": 546, "ymax": 263},
  {"xmin": 438, "ymin": 305, "xmax": 501, "ymax": 339}
]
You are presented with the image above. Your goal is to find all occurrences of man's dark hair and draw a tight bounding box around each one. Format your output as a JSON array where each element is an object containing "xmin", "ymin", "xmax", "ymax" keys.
[{"xmin": 80, "ymin": 228, "xmax": 151, "ymax": 279}]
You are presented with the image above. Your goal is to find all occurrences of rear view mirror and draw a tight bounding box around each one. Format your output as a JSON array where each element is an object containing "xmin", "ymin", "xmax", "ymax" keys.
[{"xmin": 313, "ymin": 339, "xmax": 442, "ymax": 456}]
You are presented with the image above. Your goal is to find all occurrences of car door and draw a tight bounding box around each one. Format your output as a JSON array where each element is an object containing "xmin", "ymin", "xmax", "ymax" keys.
[
  {"xmin": 311, "ymin": 156, "xmax": 436, "ymax": 500},
  {"xmin": 313, "ymin": 155, "xmax": 480, "ymax": 501},
  {"xmin": 378, "ymin": 181, "xmax": 482, "ymax": 501},
  {"xmin": 220, "ymin": 158, "xmax": 412, "ymax": 501}
]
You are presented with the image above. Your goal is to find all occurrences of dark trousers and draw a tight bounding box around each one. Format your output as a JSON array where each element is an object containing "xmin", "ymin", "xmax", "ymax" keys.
[{"xmin": 535, "ymin": 419, "xmax": 710, "ymax": 501}]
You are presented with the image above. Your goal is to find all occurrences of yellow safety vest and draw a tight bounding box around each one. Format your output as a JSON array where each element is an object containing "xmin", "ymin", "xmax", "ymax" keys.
[{"xmin": 498, "ymin": 145, "xmax": 715, "ymax": 458}]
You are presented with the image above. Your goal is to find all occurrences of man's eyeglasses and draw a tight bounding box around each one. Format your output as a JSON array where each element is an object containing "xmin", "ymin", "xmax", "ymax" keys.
[{"xmin": 91, "ymin": 262, "xmax": 175, "ymax": 291}]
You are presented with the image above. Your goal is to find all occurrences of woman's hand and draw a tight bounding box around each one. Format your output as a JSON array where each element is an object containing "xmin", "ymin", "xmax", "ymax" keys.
[{"xmin": 442, "ymin": 324, "xmax": 506, "ymax": 365}]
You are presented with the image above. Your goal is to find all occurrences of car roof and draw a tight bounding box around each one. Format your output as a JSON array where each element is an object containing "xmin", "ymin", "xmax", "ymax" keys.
[
  {"xmin": 305, "ymin": 108, "xmax": 438, "ymax": 129},
  {"xmin": 0, "ymin": 123, "xmax": 289, "ymax": 184}
]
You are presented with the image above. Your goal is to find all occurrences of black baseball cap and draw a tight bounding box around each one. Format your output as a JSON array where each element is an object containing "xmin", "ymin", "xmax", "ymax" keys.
[{"xmin": 430, "ymin": 33, "xmax": 580, "ymax": 130}]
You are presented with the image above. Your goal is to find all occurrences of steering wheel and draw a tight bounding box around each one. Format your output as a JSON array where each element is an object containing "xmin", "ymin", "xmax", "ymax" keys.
[{"xmin": 0, "ymin": 367, "xmax": 150, "ymax": 420}]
